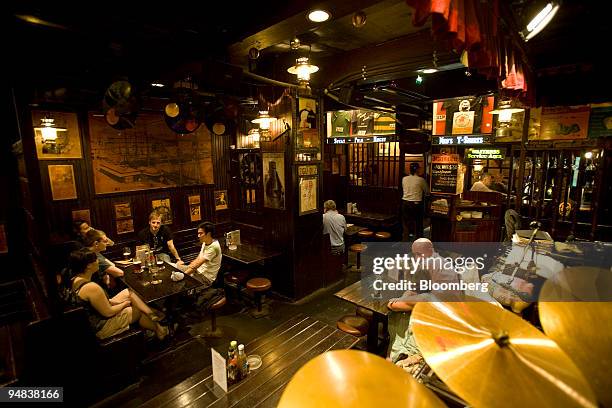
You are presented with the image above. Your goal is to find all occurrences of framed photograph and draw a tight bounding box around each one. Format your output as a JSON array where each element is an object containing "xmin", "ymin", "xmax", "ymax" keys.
[
  {"xmin": 190, "ymin": 205, "xmax": 201, "ymax": 222},
  {"xmin": 114, "ymin": 202, "xmax": 131, "ymax": 219},
  {"xmin": 263, "ymin": 153, "xmax": 285, "ymax": 209},
  {"xmin": 48, "ymin": 164, "xmax": 77, "ymax": 200},
  {"xmin": 116, "ymin": 219, "xmax": 134, "ymax": 235},
  {"xmin": 215, "ymin": 190, "xmax": 228, "ymax": 211},
  {"xmin": 71, "ymin": 209, "xmax": 91, "ymax": 225},
  {"xmin": 299, "ymin": 176, "xmax": 318, "ymax": 215},
  {"xmin": 32, "ymin": 111, "xmax": 82, "ymax": 160},
  {"xmin": 188, "ymin": 194, "xmax": 201, "ymax": 205},
  {"xmin": 152, "ymin": 198, "xmax": 172, "ymax": 224},
  {"xmin": 298, "ymin": 97, "xmax": 317, "ymax": 130}
]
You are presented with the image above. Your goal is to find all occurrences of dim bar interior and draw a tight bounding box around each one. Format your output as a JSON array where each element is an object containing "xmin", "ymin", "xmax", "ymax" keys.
[{"xmin": 3, "ymin": 0, "xmax": 611, "ymax": 406}]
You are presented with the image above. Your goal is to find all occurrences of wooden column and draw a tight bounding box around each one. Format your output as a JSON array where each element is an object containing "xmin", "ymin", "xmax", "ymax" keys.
[{"xmin": 514, "ymin": 109, "xmax": 531, "ymax": 211}]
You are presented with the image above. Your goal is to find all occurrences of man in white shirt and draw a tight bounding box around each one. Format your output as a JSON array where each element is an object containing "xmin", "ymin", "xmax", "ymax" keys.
[
  {"xmin": 470, "ymin": 172, "xmax": 496, "ymax": 192},
  {"xmin": 176, "ymin": 222, "xmax": 222, "ymax": 287},
  {"xmin": 322, "ymin": 200, "xmax": 347, "ymax": 255},
  {"xmin": 401, "ymin": 163, "xmax": 429, "ymax": 240}
]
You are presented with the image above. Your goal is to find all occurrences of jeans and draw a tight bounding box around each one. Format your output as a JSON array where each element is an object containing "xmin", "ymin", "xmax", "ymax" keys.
[{"xmin": 401, "ymin": 200, "xmax": 424, "ymax": 241}]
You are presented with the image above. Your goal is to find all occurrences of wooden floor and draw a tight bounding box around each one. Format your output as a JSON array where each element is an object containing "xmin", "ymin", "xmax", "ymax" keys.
[{"xmin": 140, "ymin": 314, "xmax": 358, "ymax": 408}]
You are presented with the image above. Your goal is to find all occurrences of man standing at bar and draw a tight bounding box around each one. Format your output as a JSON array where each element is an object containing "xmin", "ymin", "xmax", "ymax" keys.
[
  {"xmin": 138, "ymin": 210, "xmax": 182, "ymax": 263},
  {"xmin": 323, "ymin": 200, "xmax": 347, "ymax": 255},
  {"xmin": 401, "ymin": 163, "xmax": 428, "ymax": 240}
]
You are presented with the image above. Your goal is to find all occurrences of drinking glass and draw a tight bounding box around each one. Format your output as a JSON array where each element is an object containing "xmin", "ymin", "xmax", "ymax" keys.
[{"xmin": 122, "ymin": 247, "xmax": 131, "ymax": 261}]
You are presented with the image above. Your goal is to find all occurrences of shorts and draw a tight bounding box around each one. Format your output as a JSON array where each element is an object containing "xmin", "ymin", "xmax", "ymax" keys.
[{"xmin": 96, "ymin": 306, "xmax": 132, "ymax": 340}]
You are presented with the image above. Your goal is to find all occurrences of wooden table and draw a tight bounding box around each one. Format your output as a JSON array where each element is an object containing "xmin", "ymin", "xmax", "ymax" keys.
[
  {"xmin": 140, "ymin": 314, "xmax": 358, "ymax": 408},
  {"xmin": 344, "ymin": 211, "xmax": 398, "ymax": 230},
  {"xmin": 121, "ymin": 262, "xmax": 204, "ymax": 303},
  {"xmin": 222, "ymin": 242, "xmax": 282, "ymax": 265},
  {"xmin": 334, "ymin": 279, "xmax": 396, "ymax": 352}
]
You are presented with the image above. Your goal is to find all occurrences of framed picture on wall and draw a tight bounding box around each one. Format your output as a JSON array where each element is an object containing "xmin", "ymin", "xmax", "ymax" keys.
[
  {"xmin": 299, "ymin": 176, "xmax": 318, "ymax": 215},
  {"xmin": 0, "ymin": 225, "xmax": 8, "ymax": 254},
  {"xmin": 48, "ymin": 164, "xmax": 78, "ymax": 200},
  {"xmin": 116, "ymin": 219, "xmax": 134, "ymax": 235},
  {"xmin": 188, "ymin": 194, "xmax": 201, "ymax": 222},
  {"xmin": 32, "ymin": 111, "xmax": 83, "ymax": 160},
  {"xmin": 71, "ymin": 209, "xmax": 91, "ymax": 225},
  {"xmin": 262, "ymin": 153, "xmax": 285, "ymax": 209},
  {"xmin": 152, "ymin": 198, "xmax": 172, "ymax": 224},
  {"xmin": 215, "ymin": 190, "xmax": 228, "ymax": 211},
  {"xmin": 114, "ymin": 202, "xmax": 132, "ymax": 219}
]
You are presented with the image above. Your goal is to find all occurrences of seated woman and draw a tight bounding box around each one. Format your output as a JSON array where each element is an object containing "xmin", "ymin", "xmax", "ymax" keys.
[{"xmin": 67, "ymin": 248, "xmax": 169, "ymax": 340}]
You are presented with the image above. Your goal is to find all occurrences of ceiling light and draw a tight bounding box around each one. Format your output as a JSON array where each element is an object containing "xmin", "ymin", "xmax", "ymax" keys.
[
  {"xmin": 490, "ymin": 100, "xmax": 525, "ymax": 123},
  {"xmin": 251, "ymin": 111, "xmax": 276, "ymax": 130},
  {"xmin": 308, "ymin": 10, "xmax": 331, "ymax": 22},
  {"xmin": 151, "ymin": 82, "xmax": 165, "ymax": 87},
  {"xmin": 287, "ymin": 57, "xmax": 319, "ymax": 84},
  {"xmin": 584, "ymin": 152, "xmax": 593, "ymax": 159},
  {"xmin": 35, "ymin": 117, "xmax": 66, "ymax": 142},
  {"xmin": 421, "ymin": 68, "xmax": 438, "ymax": 74},
  {"xmin": 521, "ymin": 2, "xmax": 560, "ymax": 41}
]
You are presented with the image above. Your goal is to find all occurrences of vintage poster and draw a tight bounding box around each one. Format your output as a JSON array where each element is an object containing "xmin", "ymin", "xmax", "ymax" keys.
[
  {"xmin": 262, "ymin": 153, "xmax": 285, "ymax": 209},
  {"xmin": 430, "ymin": 154, "xmax": 463, "ymax": 195},
  {"xmin": 539, "ymin": 106, "xmax": 590, "ymax": 140},
  {"xmin": 114, "ymin": 202, "xmax": 131, "ymax": 219},
  {"xmin": 32, "ymin": 111, "xmax": 83, "ymax": 159},
  {"xmin": 588, "ymin": 104, "xmax": 612, "ymax": 138},
  {"xmin": 298, "ymin": 97, "xmax": 317, "ymax": 129},
  {"xmin": 71, "ymin": 209, "xmax": 91, "ymax": 225},
  {"xmin": 48, "ymin": 164, "xmax": 78, "ymax": 200},
  {"xmin": 299, "ymin": 176, "xmax": 318, "ymax": 215},
  {"xmin": 188, "ymin": 194, "xmax": 201, "ymax": 222},
  {"xmin": 151, "ymin": 198, "xmax": 172, "ymax": 224},
  {"xmin": 215, "ymin": 190, "xmax": 228, "ymax": 211},
  {"xmin": 116, "ymin": 219, "xmax": 134, "ymax": 235},
  {"xmin": 88, "ymin": 111, "xmax": 213, "ymax": 194}
]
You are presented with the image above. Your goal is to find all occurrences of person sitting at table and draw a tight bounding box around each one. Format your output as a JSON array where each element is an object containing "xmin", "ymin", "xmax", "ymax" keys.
[
  {"xmin": 175, "ymin": 222, "xmax": 221, "ymax": 288},
  {"xmin": 72, "ymin": 219, "xmax": 115, "ymax": 247},
  {"xmin": 137, "ymin": 210, "xmax": 182, "ymax": 264},
  {"xmin": 386, "ymin": 238, "xmax": 461, "ymax": 369},
  {"xmin": 67, "ymin": 248, "xmax": 168, "ymax": 340},
  {"xmin": 323, "ymin": 200, "xmax": 347, "ymax": 256},
  {"xmin": 470, "ymin": 172, "xmax": 498, "ymax": 193},
  {"xmin": 84, "ymin": 229, "xmax": 124, "ymax": 293}
]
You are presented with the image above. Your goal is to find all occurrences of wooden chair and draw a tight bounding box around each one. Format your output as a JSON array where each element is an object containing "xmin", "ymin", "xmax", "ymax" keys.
[{"xmin": 246, "ymin": 278, "xmax": 271, "ymax": 318}]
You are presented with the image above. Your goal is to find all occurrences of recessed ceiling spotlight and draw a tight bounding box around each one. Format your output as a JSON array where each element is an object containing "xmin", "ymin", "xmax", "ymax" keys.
[
  {"xmin": 421, "ymin": 68, "xmax": 438, "ymax": 74},
  {"xmin": 308, "ymin": 9, "xmax": 331, "ymax": 23},
  {"xmin": 151, "ymin": 82, "xmax": 165, "ymax": 87}
]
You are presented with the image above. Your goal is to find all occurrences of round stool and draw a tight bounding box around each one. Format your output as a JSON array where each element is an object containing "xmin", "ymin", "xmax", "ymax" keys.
[
  {"xmin": 349, "ymin": 244, "xmax": 367, "ymax": 271},
  {"xmin": 357, "ymin": 230, "xmax": 374, "ymax": 241},
  {"xmin": 356, "ymin": 307, "xmax": 374, "ymax": 322},
  {"xmin": 203, "ymin": 297, "xmax": 226, "ymax": 338},
  {"xmin": 374, "ymin": 231, "xmax": 391, "ymax": 240},
  {"xmin": 336, "ymin": 315, "xmax": 369, "ymax": 337},
  {"xmin": 247, "ymin": 278, "xmax": 272, "ymax": 318}
]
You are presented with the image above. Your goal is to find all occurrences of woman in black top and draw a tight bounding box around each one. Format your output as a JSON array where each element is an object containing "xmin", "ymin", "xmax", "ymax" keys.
[{"xmin": 68, "ymin": 248, "xmax": 168, "ymax": 340}]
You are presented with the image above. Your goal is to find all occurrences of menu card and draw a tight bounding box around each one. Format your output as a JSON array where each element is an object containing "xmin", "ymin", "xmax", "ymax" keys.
[
  {"xmin": 211, "ymin": 348, "xmax": 228, "ymax": 392},
  {"xmin": 430, "ymin": 154, "xmax": 463, "ymax": 194}
]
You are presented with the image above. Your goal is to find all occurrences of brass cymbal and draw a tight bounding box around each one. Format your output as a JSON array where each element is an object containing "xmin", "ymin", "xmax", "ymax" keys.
[
  {"xmin": 277, "ymin": 350, "xmax": 445, "ymax": 408},
  {"xmin": 539, "ymin": 267, "xmax": 612, "ymax": 407},
  {"xmin": 412, "ymin": 302, "xmax": 597, "ymax": 408},
  {"xmin": 539, "ymin": 266, "xmax": 612, "ymax": 302}
]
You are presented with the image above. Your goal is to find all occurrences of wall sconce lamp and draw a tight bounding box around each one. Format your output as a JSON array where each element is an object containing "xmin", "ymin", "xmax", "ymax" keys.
[
  {"xmin": 287, "ymin": 57, "xmax": 319, "ymax": 86},
  {"xmin": 251, "ymin": 110, "xmax": 276, "ymax": 130},
  {"xmin": 35, "ymin": 116, "xmax": 66, "ymax": 143}
]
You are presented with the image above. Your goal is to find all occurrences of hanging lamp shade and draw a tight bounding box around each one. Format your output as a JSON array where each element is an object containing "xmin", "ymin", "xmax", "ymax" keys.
[
  {"xmin": 490, "ymin": 99, "xmax": 525, "ymax": 122},
  {"xmin": 287, "ymin": 57, "xmax": 319, "ymax": 82},
  {"xmin": 251, "ymin": 110, "xmax": 276, "ymax": 130}
]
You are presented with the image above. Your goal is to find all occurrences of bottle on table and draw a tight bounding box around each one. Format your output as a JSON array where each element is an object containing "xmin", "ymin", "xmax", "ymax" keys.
[
  {"xmin": 237, "ymin": 344, "xmax": 248, "ymax": 380},
  {"xmin": 227, "ymin": 340, "xmax": 238, "ymax": 384}
]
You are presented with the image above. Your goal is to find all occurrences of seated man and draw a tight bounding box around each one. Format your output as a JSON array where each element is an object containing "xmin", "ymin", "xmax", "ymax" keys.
[
  {"xmin": 175, "ymin": 222, "xmax": 222, "ymax": 288},
  {"xmin": 138, "ymin": 210, "xmax": 182, "ymax": 263},
  {"xmin": 322, "ymin": 199, "xmax": 346, "ymax": 255},
  {"xmin": 84, "ymin": 229, "xmax": 125, "ymax": 295},
  {"xmin": 72, "ymin": 219, "xmax": 115, "ymax": 247},
  {"xmin": 386, "ymin": 238, "xmax": 461, "ymax": 370},
  {"xmin": 470, "ymin": 172, "xmax": 497, "ymax": 193}
]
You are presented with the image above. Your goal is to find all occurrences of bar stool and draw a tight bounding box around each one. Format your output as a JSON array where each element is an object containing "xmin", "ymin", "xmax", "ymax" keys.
[
  {"xmin": 202, "ymin": 297, "xmax": 226, "ymax": 338},
  {"xmin": 374, "ymin": 231, "xmax": 391, "ymax": 241},
  {"xmin": 246, "ymin": 277, "xmax": 271, "ymax": 318},
  {"xmin": 336, "ymin": 315, "xmax": 369, "ymax": 338},
  {"xmin": 357, "ymin": 230, "xmax": 374, "ymax": 242},
  {"xmin": 348, "ymin": 244, "xmax": 367, "ymax": 271}
]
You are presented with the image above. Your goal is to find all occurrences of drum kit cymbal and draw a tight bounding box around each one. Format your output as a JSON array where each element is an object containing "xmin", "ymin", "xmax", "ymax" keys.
[{"xmin": 279, "ymin": 268, "xmax": 609, "ymax": 407}]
